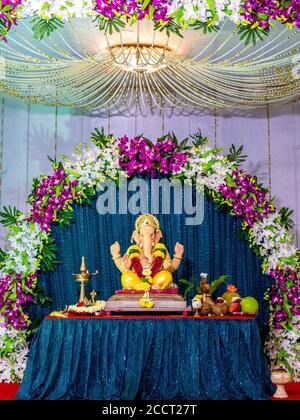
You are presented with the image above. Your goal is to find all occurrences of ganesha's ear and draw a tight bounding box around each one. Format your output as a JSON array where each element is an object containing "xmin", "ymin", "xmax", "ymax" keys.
[
  {"xmin": 155, "ymin": 229, "xmax": 163, "ymax": 244},
  {"xmin": 132, "ymin": 230, "xmax": 140, "ymax": 244}
]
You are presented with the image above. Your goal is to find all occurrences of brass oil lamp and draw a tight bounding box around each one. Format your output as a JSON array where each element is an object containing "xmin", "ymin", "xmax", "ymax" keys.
[{"xmin": 73, "ymin": 256, "xmax": 98, "ymax": 304}]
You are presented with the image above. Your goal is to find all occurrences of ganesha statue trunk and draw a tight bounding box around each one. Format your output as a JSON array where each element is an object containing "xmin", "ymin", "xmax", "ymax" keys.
[{"xmin": 110, "ymin": 214, "xmax": 184, "ymax": 291}]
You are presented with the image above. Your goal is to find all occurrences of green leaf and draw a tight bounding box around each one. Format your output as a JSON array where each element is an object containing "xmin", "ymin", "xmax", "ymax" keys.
[
  {"xmin": 172, "ymin": 132, "xmax": 178, "ymax": 146},
  {"xmin": 238, "ymin": 25, "xmax": 269, "ymax": 46},
  {"xmin": 225, "ymin": 174, "xmax": 237, "ymax": 188},
  {"xmin": 91, "ymin": 127, "xmax": 112, "ymax": 148},
  {"xmin": 31, "ymin": 284, "xmax": 52, "ymax": 306},
  {"xmin": 179, "ymin": 138, "xmax": 188, "ymax": 150},
  {"xmin": 31, "ymin": 14, "xmax": 65, "ymax": 40},
  {"xmin": 0, "ymin": 206, "xmax": 21, "ymax": 227},
  {"xmin": 227, "ymin": 144, "xmax": 248, "ymax": 165},
  {"xmin": 58, "ymin": 207, "xmax": 75, "ymax": 226},
  {"xmin": 190, "ymin": 130, "xmax": 209, "ymax": 147},
  {"xmin": 41, "ymin": 193, "xmax": 50, "ymax": 208},
  {"xmin": 279, "ymin": 207, "xmax": 295, "ymax": 230},
  {"xmin": 94, "ymin": 15, "xmax": 125, "ymax": 34},
  {"xmin": 154, "ymin": 20, "xmax": 183, "ymax": 38},
  {"xmin": 183, "ymin": 284, "xmax": 194, "ymax": 299},
  {"xmin": 39, "ymin": 237, "xmax": 60, "ymax": 272},
  {"xmin": 179, "ymin": 278, "xmax": 196, "ymax": 298},
  {"xmin": 148, "ymin": 5, "xmax": 155, "ymax": 20},
  {"xmin": 0, "ymin": 247, "xmax": 7, "ymax": 265},
  {"xmin": 142, "ymin": 0, "xmax": 151, "ymax": 10},
  {"xmin": 206, "ymin": 0, "xmax": 215, "ymax": 11},
  {"xmin": 209, "ymin": 275, "xmax": 228, "ymax": 295},
  {"xmin": 179, "ymin": 279, "xmax": 194, "ymax": 287},
  {"xmin": 257, "ymin": 13, "xmax": 269, "ymax": 20},
  {"xmin": 2, "ymin": 4, "xmax": 12, "ymax": 12},
  {"xmin": 191, "ymin": 19, "xmax": 220, "ymax": 34},
  {"xmin": 47, "ymin": 155, "xmax": 60, "ymax": 169}
]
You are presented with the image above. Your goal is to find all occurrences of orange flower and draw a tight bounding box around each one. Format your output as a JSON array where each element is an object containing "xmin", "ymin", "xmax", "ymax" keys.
[{"xmin": 227, "ymin": 284, "xmax": 237, "ymax": 293}]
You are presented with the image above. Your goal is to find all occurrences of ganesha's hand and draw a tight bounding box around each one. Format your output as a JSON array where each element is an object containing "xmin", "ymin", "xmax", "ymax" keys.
[
  {"xmin": 163, "ymin": 260, "xmax": 172, "ymax": 270},
  {"xmin": 110, "ymin": 241, "xmax": 121, "ymax": 258},
  {"xmin": 174, "ymin": 242, "xmax": 184, "ymax": 257},
  {"xmin": 122, "ymin": 254, "xmax": 132, "ymax": 269}
]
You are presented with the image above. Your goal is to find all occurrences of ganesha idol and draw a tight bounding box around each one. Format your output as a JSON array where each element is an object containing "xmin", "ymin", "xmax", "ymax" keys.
[{"xmin": 110, "ymin": 214, "xmax": 184, "ymax": 291}]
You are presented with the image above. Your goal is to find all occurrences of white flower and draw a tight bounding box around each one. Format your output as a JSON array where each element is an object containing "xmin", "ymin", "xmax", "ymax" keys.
[
  {"xmin": 20, "ymin": 0, "xmax": 95, "ymax": 20},
  {"xmin": 266, "ymin": 320, "xmax": 300, "ymax": 381},
  {"xmin": 4, "ymin": 219, "xmax": 47, "ymax": 275},
  {"xmin": 251, "ymin": 213, "xmax": 298, "ymax": 273},
  {"xmin": 167, "ymin": 0, "xmax": 242, "ymax": 23},
  {"xmin": 192, "ymin": 299, "xmax": 202, "ymax": 310},
  {"xmin": 179, "ymin": 145, "xmax": 233, "ymax": 191},
  {"xmin": 0, "ymin": 320, "xmax": 28, "ymax": 383},
  {"xmin": 64, "ymin": 138, "xmax": 121, "ymax": 189}
]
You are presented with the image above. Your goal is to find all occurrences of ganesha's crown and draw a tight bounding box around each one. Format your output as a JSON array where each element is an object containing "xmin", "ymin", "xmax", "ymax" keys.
[{"xmin": 135, "ymin": 214, "xmax": 160, "ymax": 232}]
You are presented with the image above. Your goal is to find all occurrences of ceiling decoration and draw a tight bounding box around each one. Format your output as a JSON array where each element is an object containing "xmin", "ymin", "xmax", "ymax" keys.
[
  {"xmin": 0, "ymin": 16, "xmax": 299, "ymax": 110},
  {"xmin": 0, "ymin": 2, "xmax": 300, "ymax": 111}
]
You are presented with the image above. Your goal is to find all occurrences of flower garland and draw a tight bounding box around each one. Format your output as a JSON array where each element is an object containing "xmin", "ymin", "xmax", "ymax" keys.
[
  {"xmin": 0, "ymin": 128, "xmax": 299, "ymax": 382},
  {"xmin": 4, "ymin": 1, "xmax": 300, "ymax": 43},
  {"xmin": 127, "ymin": 243, "xmax": 167, "ymax": 280}
]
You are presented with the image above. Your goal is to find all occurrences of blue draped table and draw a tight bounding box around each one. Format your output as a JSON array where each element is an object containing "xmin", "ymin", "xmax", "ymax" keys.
[{"xmin": 17, "ymin": 317, "xmax": 274, "ymax": 400}]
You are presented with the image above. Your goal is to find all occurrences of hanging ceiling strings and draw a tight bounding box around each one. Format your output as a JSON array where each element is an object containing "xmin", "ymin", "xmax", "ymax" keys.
[{"xmin": 0, "ymin": 18, "xmax": 299, "ymax": 110}]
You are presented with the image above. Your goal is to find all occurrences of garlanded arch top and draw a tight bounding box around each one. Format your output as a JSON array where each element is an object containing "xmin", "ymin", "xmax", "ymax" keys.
[
  {"xmin": 0, "ymin": 127, "xmax": 299, "ymax": 382},
  {"xmin": 1, "ymin": 1, "xmax": 300, "ymax": 43}
]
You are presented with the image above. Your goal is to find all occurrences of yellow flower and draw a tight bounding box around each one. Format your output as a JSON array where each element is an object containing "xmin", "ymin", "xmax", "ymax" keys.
[
  {"xmin": 154, "ymin": 243, "xmax": 166, "ymax": 250},
  {"xmin": 142, "ymin": 268, "xmax": 152, "ymax": 276},
  {"xmin": 129, "ymin": 252, "xmax": 140, "ymax": 260},
  {"xmin": 139, "ymin": 298, "xmax": 155, "ymax": 308},
  {"xmin": 154, "ymin": 250, "xmax": 165, "ymax": 258},
  {"xmin": 128, "ymin": 245, "xmax": 139, "ymax": 252},
  {"xmin": 241, "ymin": 20, "xmax": 250, "ymax": 26},
  {"xmin": 242, "ymin": 222, "xmax": 248, "ymax": 230},
  {"xmin": 137, "ymin": 283, "xmax": 151, "ymax": 291},
  {"xmin": 193, "ymin": 294, "xmax": 203, "ymax": 300}
]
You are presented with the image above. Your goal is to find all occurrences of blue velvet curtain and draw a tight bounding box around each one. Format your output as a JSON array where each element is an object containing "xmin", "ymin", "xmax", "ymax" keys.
[
  {"xmin": 18, "ymin": 318, "xmax": 274, "ymax": 400},
  {"xmin": 29, "ymin": 179, "xmax": 272, "ymax": 326}
]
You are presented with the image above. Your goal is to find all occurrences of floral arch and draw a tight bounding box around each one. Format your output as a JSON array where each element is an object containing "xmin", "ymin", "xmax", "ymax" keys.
[{"xmin": 0, "ymin": 128, "xmax": 299, "ymax": 382}]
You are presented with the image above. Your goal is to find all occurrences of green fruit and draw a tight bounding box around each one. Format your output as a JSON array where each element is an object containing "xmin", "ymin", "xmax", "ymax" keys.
[
  {"xmin": 240, "ymin": 297, "xmax": 259, "ymax": 314},
  {"xmin": 222, "ymin": 291, "xmax": 240, "ymax": 306}
]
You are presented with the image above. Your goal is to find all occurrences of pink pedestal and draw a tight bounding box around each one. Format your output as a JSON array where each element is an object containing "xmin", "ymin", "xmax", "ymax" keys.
[{"xmin": 105, "ymin": 288, "xmax": 188, "ymax": 315}]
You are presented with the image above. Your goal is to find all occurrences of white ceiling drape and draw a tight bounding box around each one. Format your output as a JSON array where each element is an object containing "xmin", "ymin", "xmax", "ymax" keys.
[{"xmin": 0, "ymin": 18, "xmax": 299, "ymax": 110}]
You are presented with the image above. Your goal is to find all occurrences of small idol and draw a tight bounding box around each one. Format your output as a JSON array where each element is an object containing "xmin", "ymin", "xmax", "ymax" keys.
[{"xmin": 110, "ymin": 214, "xmax": 184, "ymax": 290}]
